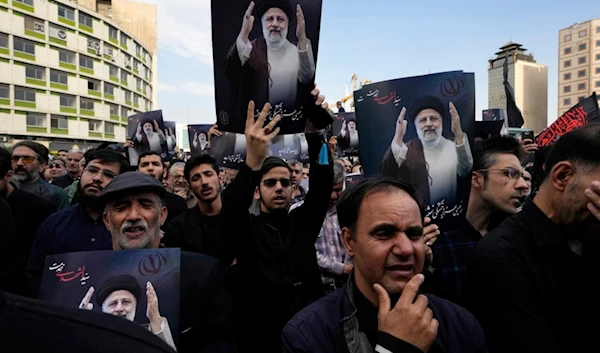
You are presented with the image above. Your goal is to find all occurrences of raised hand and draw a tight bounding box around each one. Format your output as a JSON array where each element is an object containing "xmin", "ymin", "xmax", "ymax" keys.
[
  {"xmin": 296, "ymin": 4, "xmax": 307, "ymax": 49},
  {"xmin": 238, "ymin": 1, "xmax": 255, "ymax": 44},
  {"xmin": 146, "ymin": 282, "xmax": 163, "ymax": 333},
  {"xmin": 245, "ymin": 101, "xmax": 280, "ymax": 170},
  {"xmin": 136, "ymin": 123, "xmax": 142, "ymax": 135},
  {"xmin": 208, "ymin": 124, "xmax": 223, "ymax": 139},
  {"xmin": 393, "ymin": 107, "xmax": 408, "ymax": 146},
  {"xmin": 153, "ymin": 119, "xmax": 160, "ymax": 131},
  {"xmin": 79, "ymin": 286, "xmax": 95, "ymax": 310},
  {"xmin": 449, "ymin": 102, "xmax": 464, "ymax": 143},
  {"xmin": 374, "ymin": 274, "xmax": 438, "ymax": 352}
]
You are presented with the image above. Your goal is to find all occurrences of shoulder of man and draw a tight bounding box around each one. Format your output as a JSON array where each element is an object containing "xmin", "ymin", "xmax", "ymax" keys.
[{"xmin": 12, "ymin": 187, "xmax": 57, "ymax": 215}]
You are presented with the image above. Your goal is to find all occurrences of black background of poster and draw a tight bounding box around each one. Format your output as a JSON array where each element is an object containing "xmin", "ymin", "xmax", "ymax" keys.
[
  {"xmin": 163, "ymin": 121, "xmax": 177, "ymax": 157},
  {"xmin": 187, "ymin": 124, "xmax": 214, "ymax": 157},
  {"xmin": 40, "ymin": 249, "xmax": 180, "ymax": 347},
  {"xmin": 126, "ymin": 110, "xmax": 168, "ymax": 166},
  {"xmin": 211, "ymin": 0, "xmax": 322, "ymax": 135},
  {"xmin": 354, "ymin": 71, "xmax": 475, "ymax": 229},
  {"xmin": 332, "ymin": 112, "xmax": 359, "ymax": 156}
]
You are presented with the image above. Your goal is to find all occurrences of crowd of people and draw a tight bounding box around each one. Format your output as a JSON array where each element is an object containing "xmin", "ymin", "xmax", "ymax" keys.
[{"xmin": 0, "ymin": 91, "xmax": 598, "ymax": 353}]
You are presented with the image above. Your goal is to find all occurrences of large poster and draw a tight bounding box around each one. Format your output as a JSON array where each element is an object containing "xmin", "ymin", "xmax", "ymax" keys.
[
  {"xmin": 40, "ymin": 249, "xmax": 181, "ymax": 348},
  {"xmin": 332, "ymin": 112, "xmax": 359, "ymax": 157},
  {"xmin": 163, "ymin": 121, "xmax": 177, "ymax": 158},
  {"xmin": 355, "ymin": 71, "xmax": 475, "ymax": 228},
  {"xmin": 211, "ymin": 0, "xmax": 323, "ymax": 135},
  {"xmin": 187, "ymin": 124, "xmax": 215, "ymax": 157},
  {"xmin": 126, "ymin": 110, "xmax": 168, "ymax": 166}
]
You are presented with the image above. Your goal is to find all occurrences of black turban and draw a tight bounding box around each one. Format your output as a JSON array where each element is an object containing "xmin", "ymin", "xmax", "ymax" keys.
[
  {"xmin": 96, "ymin": 274, "xmax": 142, "ymax": 306},
  {"xmin": 256, "ymin": 0, "xmax": 293, "ymax": 21},
  {"xmin": 407, "ymin": 96, "xmax": 446, "ymax": 122}
]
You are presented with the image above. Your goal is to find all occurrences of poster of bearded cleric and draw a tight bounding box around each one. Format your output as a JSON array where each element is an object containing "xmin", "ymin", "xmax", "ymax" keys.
[
  {"xmin": 332, "ymin": 112, "xmax": 359, "ymax": 156},
  {"xmin": 354, "ymin": 71, "xmax": 475, "ymax": 229},
  {"xmin": 163, "ymin": 121, "xmax": 178, "ymax": 157},
  {"xmin": 39, "ymin": 249, "xmax": 180, "ymax": 350},
  {"xmin": 211, "ymin": 0, "xmax": 323, "ymax": 134},
  {"xmin": 187, "ymin": 124, "xmax": 215, "ymax": 156},
  {"xmin": 126, "ymin": 110, "xmax": 169, "ymax": 166}
]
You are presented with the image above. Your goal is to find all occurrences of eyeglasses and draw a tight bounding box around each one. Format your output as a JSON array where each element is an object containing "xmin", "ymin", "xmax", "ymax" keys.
[
  {"xmin": 84, "ymin": 166, "xmax": 117, "ymax": 180},
  {"xmin": 261, "ymin": 178, "xmax": 292, "ymax": 188},
  {"xmin": 171, "ymin": 175, "xmax": 186, "ymax": 181},
  {"xmin": 11, "ymin": 156, "xmax": 37, "ymax": 164},
  {"xmin": 477, "ymin": 167, "xmax": 524, "ymax": 181},
  {"xmin": 49, "ymin": 164, "xmax": 64, "ymax": 169}
]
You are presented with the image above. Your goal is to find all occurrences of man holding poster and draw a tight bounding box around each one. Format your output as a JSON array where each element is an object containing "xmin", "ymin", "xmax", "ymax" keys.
[
  {"xmin": 380, "ymin": 96, "xmax": 473, "ymax": 206},
  {"xmin": 222, "ymin": 0, "xmax": 316, "ymax": 133}
]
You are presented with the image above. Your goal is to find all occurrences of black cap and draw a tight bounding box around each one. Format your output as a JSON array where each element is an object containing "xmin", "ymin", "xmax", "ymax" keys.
[
  {"xmin": 407, "ymin": 96, "xmax": 446, "ymax": 122},
  {"xmin": 256, "ymin": 0, "xmax": 293, "ymax": 21},
  {"xmin": 96, "ymin": 274, "xmax": 141, "ymax": 306},
  {"xmin": 100, "ymin": 171, "xmax": 166, "ymax": 203}
]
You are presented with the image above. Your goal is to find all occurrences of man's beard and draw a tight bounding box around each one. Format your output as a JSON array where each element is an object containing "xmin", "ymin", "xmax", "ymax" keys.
[
  {"xmin": 197, "ymin": 184, "xmax": 221, "ymax": 204},
  {"xmin": 112, "ymin": 219, "xmax": 157, "ymax": 250},
  {"xmin": 12, "ymin": 168, "xmax": 38, "ymax": 183},
  {"xmin": 416, "ymin": 124, "xmax": 443, "ymax": 149},
  {"xmin": 78, "ymin": 182, "xmax": 104, "ymax": 210},
  {"xmin": 263, "ymin": 26, "xmax": 288, "ymax": 50},
  {"xmin": 144, "ymin": 129, "xmax": 154, "ymax": 136}
]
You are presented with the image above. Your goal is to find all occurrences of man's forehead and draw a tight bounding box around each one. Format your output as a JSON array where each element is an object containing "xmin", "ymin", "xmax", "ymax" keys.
[
  {"xmin": 264, "ymin": 7, "xmax": 287, "ymax": 18},
  {"xmin": 359, "ymin": 189, "xmax": 422, "ymax": 223},
  {"xmin": 263, "ymin": 166, "xmax": 291, "ymax": 178},
  {"xmin": 489, "ymin": 153, "xmax": 522, "ymax": 170},
  {"xmin": 68, "ymin": 152, "xmax": 83, "ymax": 158},
  {"xmin": 105, "ymin": 289, "xmax": 135, "ymax": 301},
  {"xmin": 191, "ymin": 164, "xmax": 215, "ymax": 174},
  {"xmin": 109, "ymin": 191, "xmax": 160, "ymax": 204},
  {"xmin": 416, "ymin": 108, "xmax": 442, "ymax": 120},
  {"xmin": 12, "ymin": 146, "xmax": 36, "ymax": 156}
]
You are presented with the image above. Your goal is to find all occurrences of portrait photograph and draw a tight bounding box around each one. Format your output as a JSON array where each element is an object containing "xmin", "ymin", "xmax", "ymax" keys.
[
  {"xmin": 187, "ymin": 124, "xmax": 214, "ymax": 157},
  {"xmin": 126, "ymin": 110, "xmax": 169, "ymax": 166},
  {"xmin": 163, "ymin": 121, "xmax": 177, "ymax": 157},
  {"xmin": 211, "ymin": 0, "xmax": 323, "ymax": 135},
  {"xmin": 332, "ymin": 112, "xmax": 359, "ymax": 157}
]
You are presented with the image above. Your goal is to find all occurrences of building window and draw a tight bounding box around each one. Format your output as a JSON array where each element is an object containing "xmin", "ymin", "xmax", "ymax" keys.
[
  {"xmin": 579, "ymin": 43, "xmax": 586, "ymax": 51},
  {"xmin": 104, "ymin": 82, "xmax": 114, "ymax": 95},
  {"xmin": 24, "ymin": 16, "xmax": 45, "ymax": 33},
  {"xmin": 25, "ymin": 65, "xmax": 45, "ymax": 80},
  {"xmin": 133, "ymin": 60, "xmax": 139, "ymax": 71},
  {"xmin": 0, "ymin": 33, "xmax": 7, "ymax": 48},
  {"xmin": 26, "ymin": 114, "xmax": 46, "ymax": 127},
  {"xmin": 14, "ymin": 37, "xmax": 35, "ymax": 55},
  {"xmin": 80, "ymin": 97, "xmax": 94, "ymax": 110},
  {"xmin": 58, "ymin": 6, "xmax": 75, "ymax": 21},
  {"xmin": 109, "ymin": 64, "xmax": 119, "ymax": 77},
  {"xmin": 578, "ymin": 69, "xmax": 586, "ymax": 77},
  {"xmin": 105, "ymin": 122, "xmax": 114, "ymax": 134},
  {"xmin": 565, "ymin": 34, "xmax": 572, "ymax": 41},
  {"xmin": 144, "ymin": 67, "xmax": 150, "ymax": 80},
  {"xmin": 87, "ymin": 79, "xmax": 100, "ymax": 91},
  {"xmin": 50, "ymin": 70, "xmax": 68, "ymax": 84},
  {"xmin": 597, "ymin": 54, "xmax": 600, "ymax": 61},
  {"xmin": 59, "ymin": 94, "xmax": 75, "ymax": 107},
  {"xmin": 51, "ymin": 115, "xmax": 68, "ymax": 129},
  {"xmin": 563, "ymin": 98, "xmax": 571, "ymax": 106},
  {"xmin": 89, "ymin": 120, "xmax": 101, "ymax": 132},
  {"xmin": 124, "ymin": 90, "xmax": 131, "ymax": 101},
  {"xmin": 121, "ymin": 106, "xmax": 128, "ymax": 118},
  {"xmin": 579, "ymin": 96, "xmax": 585, "ymax": 102},
  {"xmin": 564, "ymin": 60, "xmax": 571, "ymax": 68},
  {"xmin": 143, "ymin": 50, "xmax": 147, "ymax": 61},
  {"xmin": 135, "ymin": 44, "xmax": 141, "ymax": 56},
  {"xmin": 49, "ymin": 24, "xmax": 67, "ymax": 41},
  {"xmin": 121, "ymin": 71, "xmax": 128, "ymax": 82},
  {"xmin": 109, "ymin": 103, "xmax": 118, "ymax": 115},
  {"xmin": 108, "ymin": 26, "xmax": 118, "ymax": 40},
  {"xmin": 133, "ymin": 94, "xmax": 139, "ymax": 105},
  {"xmin": 596, "ymin": 81, "xmax": 600, "ymax": 88},
  {"xmin": 578, "ymin": 83, "xmax": 586, "ymax": 90},
  {"xmin": 579, "ymin": 56, "xmax": 586, "ymax": 64},
  {"xmin": 15, "ymin": 0, "xmax": 34, "ymax": 6},
  {"xmin": 597, "ymin": 40, "xmax": 600, "ymax": 47},
  {"xmin": 79, "ymin": 55, "xmax": 94, "ymax": 69},
  {"xmin": 136, "ymin": 78, "xmax": 141, "ymax": 90},
  {"xmin": 563, "ymin": 85, "xmax": 571, "ymax": 93},
  {"xmin": 564, "ymin": 73, "xmax": 571, "ymax": 80},
  {"xmin": 579, "ymin": 30, "xmax": 587, "ymax": 38},
  {"xmin": 58, "ymin": 49, "xmax": 75, "ymax": 64},
  {"xmin": 79, "ymin": 12, "xmax": 93, "ymax": 28},
  {"xmin": 120, "ymin": 32, "xmax": 128, "ymax": 44},
  {"xmin": 564, "ymin": 47, "xmax": 571, "ymax": 55},
  {"xmin": 104, "ymin": 44, "xmax": 115, "ymax": 58},
  {"xmin": 0, "ymin": 84, "xmax": 8, "ymax": 99},
  {"xmin": 124, "ymin": 53, "xmax": 131, "ymax": 67}
]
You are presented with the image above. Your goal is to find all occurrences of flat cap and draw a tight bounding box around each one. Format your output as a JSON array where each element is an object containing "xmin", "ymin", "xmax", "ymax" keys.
[
  {"xmin": 96, "ymin": 274, "xmax": 141, "ymax": 306},
  {"xmin": 100, "ymin": 171, "xmax": 166, "ymax": 203}
]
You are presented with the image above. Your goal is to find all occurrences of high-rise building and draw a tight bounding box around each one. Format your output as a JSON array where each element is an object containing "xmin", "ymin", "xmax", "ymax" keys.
[
  {"xmin": 0, "ymin": 0, "xmax": 157, "ymax": 153},
  {"xmin": 488, "ymin": 42, "xmax": 548, "ymax": 133},
  {"xmin": 557, "ymin": 20, "xmax": 600, "ymax": 117}
]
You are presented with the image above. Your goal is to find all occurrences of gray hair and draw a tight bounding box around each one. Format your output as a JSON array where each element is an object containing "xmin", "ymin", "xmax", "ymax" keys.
[
  {"xmin": 169, "ymin": 162, "xmax": 185, "ymax": 174},
  {"xmin": 333, "ymin": 162, "xmax": 345, "ymax": 184},
  {"xmin": 287, "ymin": 159, "xmax": 301, "ymax": 167},
  {"xmin": 68, "ymin": 148, "xmax": 83, "ymax": 154}
]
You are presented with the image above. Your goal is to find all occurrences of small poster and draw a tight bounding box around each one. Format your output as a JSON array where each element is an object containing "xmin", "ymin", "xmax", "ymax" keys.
[
  {"xmin": 163, "ymin": 121, "xmax": 178, "ymax": 157},
  {"xmin": 332, "ymin": 112, "xmax": 359, "ymax": 157},
  {"xmin": 211, "ymin": 0, "xmax": 323, "ymax": 135},
  {"xmin": 40, "ymin": 249, "xmax": 181, "ymax": 348},
  {"xmin": 187, "ymin": 124, "xmax": 215, "ymax": 156},
  {"xmin": 126, "ymin": 110, "xmax": 168, "ymax": 166}
]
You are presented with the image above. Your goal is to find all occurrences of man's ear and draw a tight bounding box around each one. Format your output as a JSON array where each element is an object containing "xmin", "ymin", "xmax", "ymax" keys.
[
  {"xmin": 254, "ymin": 186, "xmax": 260, "ymax": 200},
  {"xmin": 341, "ymin": 227, "xmax": 355, "ymax": 257},
  {"xmin": 159, "ymin": 205, "xmax": 168, "ymax": 226},
  {"xmin": 102, "ymin": 210, "xmax": 111, "ymax": 230}
]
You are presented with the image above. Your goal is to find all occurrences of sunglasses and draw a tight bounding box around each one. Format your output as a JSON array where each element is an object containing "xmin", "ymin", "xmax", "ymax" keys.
[
  {"xmin": 11, "ymin": 156, "xmax": 37, "ymax": 164},
  {"xmin": 261, "ymin": 178, "xmax": 292, "ymax": 188}
]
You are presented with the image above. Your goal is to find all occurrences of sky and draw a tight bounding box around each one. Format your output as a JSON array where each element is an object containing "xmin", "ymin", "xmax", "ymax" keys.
[{"xmin": 139, "ymin": 0, "xmax": 600, "ymax": 126}]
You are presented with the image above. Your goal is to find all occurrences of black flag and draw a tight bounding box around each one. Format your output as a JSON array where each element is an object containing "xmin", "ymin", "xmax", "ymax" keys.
[{"xmin": 503, "ymin": 57, "xmax": 525, "ymax": 128}]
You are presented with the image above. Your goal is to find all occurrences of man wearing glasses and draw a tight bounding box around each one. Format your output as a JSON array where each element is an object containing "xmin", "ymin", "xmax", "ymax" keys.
[
  {"xmin": 26, "ymin": 149, "xmax": 130, "ymax": 296},
  {"xmin": 11, "ymin": 141, "xmax": 70, "ymax": 210},
  {"xmin": 425, "ymin": 136, "xmax": 528, "ymax": 306}
]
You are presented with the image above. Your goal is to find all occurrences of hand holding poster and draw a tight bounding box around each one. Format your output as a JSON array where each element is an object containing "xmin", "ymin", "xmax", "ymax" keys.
[
  {"xmin": 212, "ymin": 0, "xmax": 324, "ymax": 134},
  {"xmin": 126, "ymin": 110, "xmax": 168, "ymax": 166},
  {"xmin": 355, "ymin": 71, "xmax": 475, "ymax": 228},
  {"xmin": 40, "ymin": 249, "xmax": 180, "ymax": 350}
]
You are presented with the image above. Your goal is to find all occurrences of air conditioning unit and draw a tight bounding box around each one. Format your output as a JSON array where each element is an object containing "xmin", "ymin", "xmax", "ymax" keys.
[
  {"xmin": 95, "ymin": 48, "xmax": 101, "ymax": 55},
  {"xmin": 0, "ymin": 136, "xmax": 9, "ymax": 143}
]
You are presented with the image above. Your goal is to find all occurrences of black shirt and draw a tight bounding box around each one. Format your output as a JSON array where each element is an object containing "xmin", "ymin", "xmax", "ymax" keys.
[
  {"xmin": 162, "ymin": 192, "xmax": 188, "ymax": 227},
  {"xmin": 51, "ymin": 174, "xmax": 76, "ymax": 189},
  {"xmin": 467, "ymin": 200, "xmax": 600, "ymax": 353}
]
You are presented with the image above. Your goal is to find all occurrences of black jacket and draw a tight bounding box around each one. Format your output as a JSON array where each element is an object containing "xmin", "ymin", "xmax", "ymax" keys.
[
  {"xmin": 219, "ymin": 133, "xmax": 333, "ymax": 353},
  {"xmin": 163, "ymin": 191, "xmax": 188, "ymax": 227}
]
